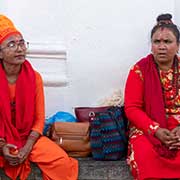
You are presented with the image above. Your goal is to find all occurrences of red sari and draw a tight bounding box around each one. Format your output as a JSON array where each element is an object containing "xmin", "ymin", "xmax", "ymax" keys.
[{"xmin": 125, "ymin": 54, "xmax": 180, "ymax": 179}]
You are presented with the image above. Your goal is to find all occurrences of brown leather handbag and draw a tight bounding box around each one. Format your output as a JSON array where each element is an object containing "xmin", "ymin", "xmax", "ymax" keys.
[{"xmin": 50, "ymin": 122, "xmax": 91, "ymax": 157}]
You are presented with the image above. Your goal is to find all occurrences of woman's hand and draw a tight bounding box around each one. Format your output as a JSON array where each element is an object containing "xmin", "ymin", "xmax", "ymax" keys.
[
  {"xmin": 17, "ymin": 143, "xmax": 33, "ymax": 164},
  {"xmin": 168, "ymin": 126, "xmax": 180, "ymax": 150},
  {"xmin": 17, "ymin": 131, "xmax": 40, "ymax": 164},
  {"xmin": 171, "ymin": 126, "xmax": 180, "ymax": 137},
  {"xmin": 2, "ymin": 144, "xmax": 19, "ymax": 166},
  {"xmin": 154, "ymin": 127, "xmax": 176, "ymax": 147}
]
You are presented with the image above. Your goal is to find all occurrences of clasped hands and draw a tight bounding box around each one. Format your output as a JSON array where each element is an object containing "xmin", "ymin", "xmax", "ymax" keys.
[
  {"xmin": 2, "ymin": 143, "xmax": 32, "ymax": 166},
  {"xmin": 155, "ymin": 126, "xmax": 180, "ymax": 150}
]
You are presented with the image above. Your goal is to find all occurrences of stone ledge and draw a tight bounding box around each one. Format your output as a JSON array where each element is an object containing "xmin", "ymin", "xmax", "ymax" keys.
[
  {"xmin": 78, "ymin": 157, "xmax": 132, "ymax": 180},
  {"xmin": 0, "ymin": 157, "xmax": 133, "ymax": 180}
]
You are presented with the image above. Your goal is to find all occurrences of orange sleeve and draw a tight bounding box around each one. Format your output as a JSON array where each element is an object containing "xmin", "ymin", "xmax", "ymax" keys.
[
  {"xmin": 124, "ymin": 65, "xmax": 159, "ymax": 135},
  {"xmin": 31, "ymin": 71, "xmax": 45, "ymax": 134}
]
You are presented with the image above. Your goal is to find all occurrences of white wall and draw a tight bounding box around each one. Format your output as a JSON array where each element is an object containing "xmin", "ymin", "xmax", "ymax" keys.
[
  {"xmin": 174, "ymin": 0, "xmax": 180, "ymax": 23},
  {"xmin": 0, "ymin": 0, "xmax": 177, "ymax": 117}
]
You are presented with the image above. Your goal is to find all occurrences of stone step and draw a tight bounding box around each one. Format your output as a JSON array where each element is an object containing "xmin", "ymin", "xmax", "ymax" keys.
[
  {"xmin": 78, "ymin": 157, "xmax": 133, "ymax": 180},
  {"xmin": 0, "ymin": 157, "xmax": 133, "ymax": 180}
]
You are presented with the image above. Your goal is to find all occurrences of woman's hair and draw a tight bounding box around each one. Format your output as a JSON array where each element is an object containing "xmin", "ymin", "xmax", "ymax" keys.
[{"xmin": 151, "ymin": 13, "xmax": 180, "ymax": 43}]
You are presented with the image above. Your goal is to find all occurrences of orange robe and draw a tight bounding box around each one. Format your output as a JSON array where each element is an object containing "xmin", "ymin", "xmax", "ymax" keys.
[{"xmin": 0, "ymin": 71, "xmax": 78, "ymax": 180}]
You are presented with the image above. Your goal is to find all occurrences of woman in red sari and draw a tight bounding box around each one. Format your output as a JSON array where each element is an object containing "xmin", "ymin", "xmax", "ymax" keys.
[
  {"xmin": 125, "ymin": 13, "xmax": 180, "ymax": 180},
  {"xmin": 0, "ymin": 15, "xmax": 78, "ymax": 180}
]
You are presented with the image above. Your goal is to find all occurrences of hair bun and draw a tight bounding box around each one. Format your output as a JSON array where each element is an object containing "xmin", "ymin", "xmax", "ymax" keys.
[{"xmin": 156, "ymin": 13, "xmax": 173, "ymax": 25}]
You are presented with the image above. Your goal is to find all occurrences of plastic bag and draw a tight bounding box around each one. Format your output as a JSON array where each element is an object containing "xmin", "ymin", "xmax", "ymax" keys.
[{"xmin": 43, "ymin": 111, "xmax": 77, "ymax": 135}]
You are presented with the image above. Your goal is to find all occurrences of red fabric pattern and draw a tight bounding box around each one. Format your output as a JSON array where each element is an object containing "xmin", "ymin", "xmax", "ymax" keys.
[{"xmin": 0, "ymin": 60, "xmax": 36, "ymax": 148}]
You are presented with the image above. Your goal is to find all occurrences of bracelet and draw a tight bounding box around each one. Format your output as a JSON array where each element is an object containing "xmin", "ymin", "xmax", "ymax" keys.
[
  {"xmin": 0, "ymin": 138, "xmax": 5, "ymax": 143},
  {"xmin": 0, "ymin": 141, "xmax": 6, "ymax": 151},
  {"xmin": 28, "ymin": 134, "xmax": 38, "ymax": 141},
  {"xmin": 28, "ymin": 134, "xmax": 40, "ymax": 142}
]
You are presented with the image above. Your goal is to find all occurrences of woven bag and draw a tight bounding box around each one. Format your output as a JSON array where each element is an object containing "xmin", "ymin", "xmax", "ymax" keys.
[{"xmin": 89, "ymin": 106, "xmax": 128, "ymax": 160}]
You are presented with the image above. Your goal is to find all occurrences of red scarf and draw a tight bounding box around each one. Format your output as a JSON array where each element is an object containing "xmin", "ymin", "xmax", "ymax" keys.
[
  {"xmin": 0, "ymin": 60, "xmax": 36, "ymax": 148},
  {"xmin": 137, "ymin": 54, "xmax": 177, "ymax": 158}
]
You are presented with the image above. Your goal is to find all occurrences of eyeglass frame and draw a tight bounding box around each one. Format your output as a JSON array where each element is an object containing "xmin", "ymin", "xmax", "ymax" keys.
[{"xmin": 0, "ymin": 40, "xmax": 29, "ymax": 51}]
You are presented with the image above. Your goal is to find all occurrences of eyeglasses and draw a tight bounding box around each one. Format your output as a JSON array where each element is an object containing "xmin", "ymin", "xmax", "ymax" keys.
[{"xmin": 0, "ymin": 40, "xmax": 29, "ymax": 51}]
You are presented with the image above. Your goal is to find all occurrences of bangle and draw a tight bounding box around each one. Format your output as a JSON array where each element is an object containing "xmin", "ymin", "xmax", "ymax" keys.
[
  {"xmin": 29, "ymin": 134, "xmax": 37, "ymax": 140},
  {"xmin": 0, "ymin": 138, "xmax": 5, "ymax": 143},
  {"xmin": 0, "ymin": 139, "xmax": 6, "ymax": 150},
  {"xmin": 28, "ymin": 134, "xmax": 39, "ymax": 142}
]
